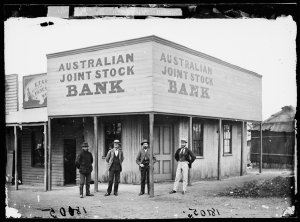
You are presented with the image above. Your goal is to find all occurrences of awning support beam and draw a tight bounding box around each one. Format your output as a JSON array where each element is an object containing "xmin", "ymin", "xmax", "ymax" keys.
[
  {"xmin": 217, "ymin": 119, "xmax": 222, "ymax": 180},
  {"xmin": 48, "ymin": 118, "xmax": 52, "ymax": 190},
  {"xmin": 94, "ymin": 116, "xmax": 98, "ymax": 192},
  {"xmin": 14, "ymin": 125, "xmax": 18, "ymax": 190},
  {"xmin": 240, "ymin": 121, "xmax": 244, "ymax": 176},
  {"xmin": 44, "ymin": 123, "xmax": 48, "ymax": 191},
  {"xmin": 149, "ymin": 113, "xmax": 154, "ymax": 198},
  {"xmin": 259, "ymin": 122, "xmax": 263, "ymax": 173},
  {"xmin": 188, "ymin": 116, "xmax": 192, "ymax": 186}
]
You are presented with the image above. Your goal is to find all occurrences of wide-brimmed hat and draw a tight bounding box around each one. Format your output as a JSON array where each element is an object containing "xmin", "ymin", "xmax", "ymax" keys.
[
  {"xmin": 113, "ymin": 139, "xmax": 121, "ymax": 144},
  {"xmin": 81, "ymin": 142, "xmax": 89, "ymax": 147},
  {"xmin": 180, "ymin": 138, "xmax": 188, "ymax": 143},
  {"xmin": 141, "ymin": 139, "xmax": 149, "ymax": 145}
]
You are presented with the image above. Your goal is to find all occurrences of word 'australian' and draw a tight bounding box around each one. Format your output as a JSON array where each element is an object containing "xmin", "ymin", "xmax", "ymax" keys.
[
  {"xmin": 160, "ymin": 52, "xmax": 213, "ymax": 74},
  {"xmin": 58, "ymin": 53, "xmax": 134, "ymax": 71}
]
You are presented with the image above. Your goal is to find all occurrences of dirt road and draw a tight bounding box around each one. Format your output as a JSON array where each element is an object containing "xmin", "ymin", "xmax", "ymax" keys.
[{"xmin": 6, "ymin": 168, "xmax": 295, "ymax": 219}]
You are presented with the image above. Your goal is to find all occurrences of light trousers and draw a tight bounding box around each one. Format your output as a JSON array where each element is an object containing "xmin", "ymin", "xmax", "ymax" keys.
[{"xmin": 173, "ymin": 161, "xmax": 189, "ymax": 192}]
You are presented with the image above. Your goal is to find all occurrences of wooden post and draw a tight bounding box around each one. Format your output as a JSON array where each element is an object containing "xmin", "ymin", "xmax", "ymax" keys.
[
  {"xmin": 188, "ymin": 116, "xmax": 192, "ymax": 186},
  {"xmin": 14, "ymin": 125, "xmax": 18, "ymax": 190},
  {"xmin": 44, "ymin": 123, "xmax": 48, "ymax": 191},
  {"xmin": 294, "ymin": 120, "xmax": 297, "ymax": 195},
  {"xmin": 48, "ymin": 118, "xmax": 52, "ymax": 190},
  {"xmin": 217, "ymin": 119, "xmax": 222, "ymax": 180},
  {"xmin": 94, "ymin": 116, "xmax": 98, "ymax": 192},
  {"xmin": 149, "ymin": 113, "xmax": 154, "ymax": 198},
  {"xmin": 240, "ymin": 121, "xmax": 244, "ymax": 176},
  {"xmin": 259, "ymin": 122, "xmax": 263, "ymax": 173}
]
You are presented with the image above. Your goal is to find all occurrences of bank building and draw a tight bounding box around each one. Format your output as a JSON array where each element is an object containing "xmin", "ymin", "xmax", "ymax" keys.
[{"xmin": 5, "ymin": 36, "xmax": 262, "ymax": 191}]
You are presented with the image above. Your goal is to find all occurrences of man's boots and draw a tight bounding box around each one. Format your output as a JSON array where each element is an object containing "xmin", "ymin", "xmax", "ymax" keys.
[{"xmin": 80, "ymin": 185, "xmax": 84, "ymax": 198}]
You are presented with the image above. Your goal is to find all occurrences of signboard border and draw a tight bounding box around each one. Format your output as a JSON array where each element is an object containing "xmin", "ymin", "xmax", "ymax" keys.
[{"xmin": 23, "ymin": 73, "xmax": 47, "ymax": 109}]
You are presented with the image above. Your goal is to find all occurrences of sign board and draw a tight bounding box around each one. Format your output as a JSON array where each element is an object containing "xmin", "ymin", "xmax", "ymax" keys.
[
  {"xmin": 47, "ymin": 42, "xmax": 153, "ymax": 116},
  {"xmin": 152, "ymin": 41, "xmax": 262, "ymax": 121},
  {"xmin": 47, "ymin": 36, "xmax": 262, "ymax": 121},
  {"xmin": 23, "ymin": 73, "xmax": 47, "ymax": 109}
]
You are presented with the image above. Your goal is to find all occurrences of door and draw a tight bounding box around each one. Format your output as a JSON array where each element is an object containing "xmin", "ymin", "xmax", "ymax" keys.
[
  {"xmin": 153, "ymin": 124, "xmax": 173, "ymax": 181},
  {"xmin": 64, "ymin": 139, "xmax": 76, "ymax": 185}
]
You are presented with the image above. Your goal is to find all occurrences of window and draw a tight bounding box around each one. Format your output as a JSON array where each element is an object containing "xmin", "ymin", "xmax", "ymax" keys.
[
  {"xmin": 104, "ymin": 122, "xmax": 122, "ymax": 156},
  {"xmin": 31, "ymin": 129, "xmax": 44, "ymax": 167},
  {"xmin": 223, "ymin": 124, "xmax": 232, "ymax": 154},
  {"xmin": 192, "ymin": 120, "xmax": 203, "ymax": 157}
]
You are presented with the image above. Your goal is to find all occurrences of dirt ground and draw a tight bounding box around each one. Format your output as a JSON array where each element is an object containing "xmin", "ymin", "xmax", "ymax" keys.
[{"xmin": 5, "ymin": 168, "xmax": 296, "ymax": 219}]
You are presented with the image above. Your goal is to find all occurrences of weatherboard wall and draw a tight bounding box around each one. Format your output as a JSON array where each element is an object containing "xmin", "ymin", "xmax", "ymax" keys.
[
  {"xmin": 47, "ymin": 42, "xmax": 153, "ymax": 116},
  {"xmin": 152, "ymin": 41, "xmax": 262, "ymax": 121}
]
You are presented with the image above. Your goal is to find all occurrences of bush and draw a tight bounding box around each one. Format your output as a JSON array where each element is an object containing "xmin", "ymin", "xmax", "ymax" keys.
[{"xmin": 218, "ymin": 176, "xmax": 294, "ymax": 198}]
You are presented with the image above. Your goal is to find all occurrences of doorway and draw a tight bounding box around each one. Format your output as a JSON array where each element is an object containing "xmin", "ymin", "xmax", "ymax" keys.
[
  {"xmin": 64, "ymin": 139, "xmax": 76, "ymax": 185},
  {"xmin": 153, "ymin": 124, "xmax": 173, "ymax": 181}
]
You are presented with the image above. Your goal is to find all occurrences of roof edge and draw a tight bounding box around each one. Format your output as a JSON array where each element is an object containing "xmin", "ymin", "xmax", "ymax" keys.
[{"xmin": 46, "ymin": 35, "xmax": 262, "ymax": 78}]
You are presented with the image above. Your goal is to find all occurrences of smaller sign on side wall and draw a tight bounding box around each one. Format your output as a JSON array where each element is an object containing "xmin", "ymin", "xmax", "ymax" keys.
[{"xmin": 23, "ymin": 73, "xmax": 47, "ymax": 108}]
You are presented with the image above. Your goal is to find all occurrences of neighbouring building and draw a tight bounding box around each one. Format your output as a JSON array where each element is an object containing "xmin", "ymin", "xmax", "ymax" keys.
[
  {"xmin": 250, "ymin": 105, "xmax": 296, "ymax": 169},
  {"xmin": 6, "ymin": 36, "xmax": 262, "ymax": 190}
]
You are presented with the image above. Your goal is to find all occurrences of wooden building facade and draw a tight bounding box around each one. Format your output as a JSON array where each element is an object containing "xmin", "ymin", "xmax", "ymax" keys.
[
  {"xmin": 6, "ymin": 36, "xmax": 262, "ymax": 190},
  {"xmin": 250, "ymin": 106, "xmax": 296, "ymax": 169}
]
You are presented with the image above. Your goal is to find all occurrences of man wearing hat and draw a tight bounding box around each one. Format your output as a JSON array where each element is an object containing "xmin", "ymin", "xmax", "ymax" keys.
[
  {"xmin": 105, "ymin": 139, "xmax": 124, "ymax": 196},
  {"xmin": 75, "ymin": 142, "xmax": 94, "ymax": 198},
  {"xmin": 169, "ymin": 138, "xmax": 196, "ymax": 195},
  {"xmin": 136, "ymin": 139, "xmax": 157, "ymax": 196}
]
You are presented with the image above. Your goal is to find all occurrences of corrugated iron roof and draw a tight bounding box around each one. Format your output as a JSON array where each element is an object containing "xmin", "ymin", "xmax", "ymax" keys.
[{"xmin": 252, "ymin": 105, "xmax": 296, "ymax": 132}]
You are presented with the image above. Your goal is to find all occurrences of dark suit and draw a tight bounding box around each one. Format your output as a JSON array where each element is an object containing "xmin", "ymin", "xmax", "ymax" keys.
[
  {"xmin": 105, "ymin": 148, "xmax": 124, "ymax": 194},
  {"xmin": 75, "ymin": 150, "xmax": 93, "ymax": 195},
  {"xmin": 136, "ymin": 148, "xmax": 156, "ymax": 194}
]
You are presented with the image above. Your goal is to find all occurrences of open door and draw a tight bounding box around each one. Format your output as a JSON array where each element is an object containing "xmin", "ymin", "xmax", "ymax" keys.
[{"xmin": 64, "ymin": 139, "xmax": 76, "ymax": 185}]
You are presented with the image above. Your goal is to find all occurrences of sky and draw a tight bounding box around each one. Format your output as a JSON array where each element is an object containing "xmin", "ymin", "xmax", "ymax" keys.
[{"xmin": 4, "ymin": 16, "xmax": 297, "ymax": 120}]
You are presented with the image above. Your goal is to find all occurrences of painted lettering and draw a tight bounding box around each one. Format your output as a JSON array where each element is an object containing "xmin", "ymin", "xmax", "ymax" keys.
[
  {"xmin": 160, "ymin": 53, "xmax": 166, "ymax": 62},
  {"xmin": 88, "ymin": 59, "xmax": 94, "ymax": 68},
  {"xmin": 109, "ymin": 80, "xmax": 125, "ymax": 93},
  {"xmin": 168, "ymin": 80, "xmax": 177, "ymax": 93},
  {"xmin": 200, "ymin": 87, "xmax": 210, "ymax": 99},
  {"xmin": 66, "ymin": 85, "xmax": 78, "ymax": 97},
  {"xmin": 127, "ymin": 66, "xmax": 134, "ymax": 75},
  {"xmin": 80, "ymin": 60, "xmax": 87, "ymax": 68},
  {"xmin": 126, "ymin": 53, "xmax": 134, "ymax": 63},
  {"xmin": 96, "ymin": 58, "xmax": 102, "ymax": 67},
  {"xmin": 117, "ymin": 55, "xmax": 124, "ymax": 64},
  {"xmin": 59, "ymin": 64, "xmax": 65, "ymax": 72},
  {"xmin": 178, "ymin": 83, "xmax": 188, "ymax": 95},
  {"xmin": 79, "ymin": 84, "xmax": 93, "ymax": 96},
  {"xmin": 94, "ymin": 81, "xmax": 108, "ymax": 94},
  {"xmin": 189, "ymin": 84, "xmax": 199, "ymax": 97}
]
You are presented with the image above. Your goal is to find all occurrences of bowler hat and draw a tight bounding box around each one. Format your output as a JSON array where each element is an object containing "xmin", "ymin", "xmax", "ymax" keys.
[
  {"xmin": 113, "ymin": 139, "xmax": 121, "ymax": 144},
  {"xmin": 181, "ymin": 138, "xmax": 188, "ymax": 143},
  {"xmin": 81, "ymin": 142, "xmax": 89, "ymax": 147},
  {"xmin": 141, "ymin": 139, "xmax": 149, "ymax": 145}
]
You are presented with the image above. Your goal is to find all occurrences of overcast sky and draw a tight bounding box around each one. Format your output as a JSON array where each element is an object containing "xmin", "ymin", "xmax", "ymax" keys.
[{"xmin": 4, "ymin": 16, "xmax": 296, "ymax": 120}]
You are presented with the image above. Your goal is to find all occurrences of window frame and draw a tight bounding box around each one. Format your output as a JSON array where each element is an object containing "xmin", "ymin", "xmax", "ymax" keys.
[
  {"xmin": 192, "ymin": 119, "xmax": 204, "ymax": 158},
  {"xmin": 223, "ymin": 123, "xmax": 232, "ymax": 155},
  {"xmin": 103, "ymin": 120, "xmax": 122, "ymax": 157}
]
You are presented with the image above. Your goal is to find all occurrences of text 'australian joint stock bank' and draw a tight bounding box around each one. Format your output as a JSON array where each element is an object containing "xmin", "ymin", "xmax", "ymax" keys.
[{"xmin": 58, "ymin": 52, "xmax": 213, "ymax": 99}]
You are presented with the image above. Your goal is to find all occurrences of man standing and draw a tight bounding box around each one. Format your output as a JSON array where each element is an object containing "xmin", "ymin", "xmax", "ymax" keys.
[
  {"xmin": 75, "ymin": 142, "xmax": 94, "ymax": 198},
  {"xmin": 169, "ymin": 138, "xmax": 196, "ymax": 195},
  {"xmin": 105, "ymin": 139, "xmax": 124, "ymax": 196},
  {"xmin": 136, "ymin": 139, "xmax": 157, "ymax": 196}
]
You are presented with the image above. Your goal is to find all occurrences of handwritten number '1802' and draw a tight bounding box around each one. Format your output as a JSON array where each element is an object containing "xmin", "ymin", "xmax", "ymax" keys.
[
  {"xmin": 184, "ymin": 208, "xmax": 220, "ymax": 218},
  {"xmin": 50, "ymin": 207, "xmax": 87, "ymax": 218}
]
